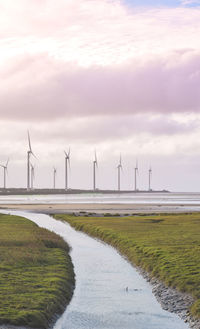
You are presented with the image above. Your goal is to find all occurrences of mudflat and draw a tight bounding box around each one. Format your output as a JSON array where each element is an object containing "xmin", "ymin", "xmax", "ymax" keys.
[{"xmin": 0, "ymin": 202, "xmax": 198, "ymax": 214}]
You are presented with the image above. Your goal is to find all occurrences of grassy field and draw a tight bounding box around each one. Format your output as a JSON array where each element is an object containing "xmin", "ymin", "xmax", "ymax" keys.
[
  {"xmin": 54, "ymin": 213, "xmax": 200, "ymax": 318},
  {"xmin": 0, "ymin": 213, "xmax": 75, "ymax": 329}
]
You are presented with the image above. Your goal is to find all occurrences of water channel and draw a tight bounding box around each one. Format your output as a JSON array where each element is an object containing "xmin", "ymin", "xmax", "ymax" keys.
[{"xmin": 1, "ymin": 210, "xmax": 190, "ymax": 329}]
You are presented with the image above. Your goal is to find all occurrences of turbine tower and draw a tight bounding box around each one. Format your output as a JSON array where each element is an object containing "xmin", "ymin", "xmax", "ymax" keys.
[
  {"xmin": 30, "ymin": 163, "xmax": 35, "ymax": 190},
  {"xmin": 53, "ymin": 167, "xmax": 57, "ymax": 189},
  {"xmin": 148, "ymin": 166, "xmax": 152, "ymax": 191},
  {"xmin": 64, "ymin": 148, "xmax": 70, "ymax": 190},
  {"xmin": 134, "ymin": 160, "xmax": 139, "ymax": 191},
  {"xmin": 0, "ymin": 158, "xmax": 9, "ymax": 189},
  {"xmin": 117, "ymin": 154, "xmax": 122, "ymax": 191},
  {"xmin": 27, "ymin": 131, "xmax": 36, "ymax": 191},
  {"xmin": 93, "ymin": 151, "xmax": 98, "ymax": 191}
]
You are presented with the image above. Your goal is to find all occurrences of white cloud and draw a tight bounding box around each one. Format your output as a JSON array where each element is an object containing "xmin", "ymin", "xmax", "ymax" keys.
[{"xmin": 180, "ymin": 0, "xmax": 200, "ymax": 5}]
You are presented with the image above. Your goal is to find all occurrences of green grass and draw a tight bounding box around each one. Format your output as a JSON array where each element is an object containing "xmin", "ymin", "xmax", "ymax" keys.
[
  {"xmin": 54, "ymin": 213, "xmax": 200, "ymax": 319},
  {"xmin": 0, "ymin": 213, "xmax": 75, "ymax": 329}
]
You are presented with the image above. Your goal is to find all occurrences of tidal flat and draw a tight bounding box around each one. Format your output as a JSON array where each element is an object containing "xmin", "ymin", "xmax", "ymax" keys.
[
  {"xmin": 54, "ymin": 213, "xmax": 200, "ymax": 325},
  {"xmin": 0, "ymin": 213, "xmax": 75, "ymax": 329}
]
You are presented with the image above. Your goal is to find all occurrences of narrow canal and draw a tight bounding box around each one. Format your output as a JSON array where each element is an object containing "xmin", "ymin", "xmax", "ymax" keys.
[{"xmin": 2, "ymin": 210, "xmax": 189, "ymax": 329}]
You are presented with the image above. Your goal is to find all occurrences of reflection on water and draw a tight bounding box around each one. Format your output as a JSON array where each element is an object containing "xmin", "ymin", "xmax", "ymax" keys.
[{"xmin": 0, "ymin": 210, "xmax": 189, "ymax": 329}]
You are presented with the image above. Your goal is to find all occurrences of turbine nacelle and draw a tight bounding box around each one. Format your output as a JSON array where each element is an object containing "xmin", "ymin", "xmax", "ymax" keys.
[
  {"xmin": 93, "ymin": 150, "xmax": 98, "ymax": 168},
  {"xmin": 0, "ymin": 160, "xmax": 9, "ymax": 170},
  {"xmin": 64, "ymin": 148, "xmax": 71, "ymax": 169},
  {"xmin": 135, "ymin": 159, "xmax": 139, "ymax": 171},
  {"xmin": 117, "ymin": 154, "xmax": 123, "ymax": 171},
  {"xmin": 64, "ymin": 148, "xmax": 70, "ymax": 159},
  {"xmin": 28, "ymin": 131, "xmax": 36, "ymax": 158},
  {"xmin": 64, "ymin": 148, "xmax": 71, "ymax": 190},
  {"xmin": 0, "ymin": 158, "xmax": 9, "ymax": 189}
]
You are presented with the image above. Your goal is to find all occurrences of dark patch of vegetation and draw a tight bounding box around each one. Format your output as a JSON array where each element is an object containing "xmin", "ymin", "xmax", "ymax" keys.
[
  {"xmin": 54, "ymin": 213, "xmax": 200, "ymax": 319},
  {"xmin": 0, "ymin": 214, "xmax": 75, "ymax": 328}
]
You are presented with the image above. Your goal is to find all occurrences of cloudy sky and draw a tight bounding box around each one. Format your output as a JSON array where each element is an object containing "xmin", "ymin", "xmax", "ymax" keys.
[{"xmin": 1, "ymin": 0, "xmax": 200, "ymax": 191}]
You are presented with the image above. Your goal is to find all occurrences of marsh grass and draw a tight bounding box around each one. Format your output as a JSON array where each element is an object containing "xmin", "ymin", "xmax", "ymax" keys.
[
  {"xmin": 0, "ymin": 214, "xmax": 75, "ymax": 328},
  {"xmin": 54, "ymin": 213, "xmax": 200, "ymax": 318}
]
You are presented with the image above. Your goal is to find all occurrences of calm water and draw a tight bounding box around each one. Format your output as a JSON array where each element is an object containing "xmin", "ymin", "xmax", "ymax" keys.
[
  {"xmin": 0, "ymin": 192, "xmax": 200, "ymax": 205},
  {"xmin": 1, "ymin": 210, "xmax": 189, "ymax": 329}
]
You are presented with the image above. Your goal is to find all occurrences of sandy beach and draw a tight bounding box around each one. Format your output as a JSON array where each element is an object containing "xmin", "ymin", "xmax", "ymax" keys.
[{"xmin": 0, "ymin": 202, "xmax": 199, "ymax": 214}]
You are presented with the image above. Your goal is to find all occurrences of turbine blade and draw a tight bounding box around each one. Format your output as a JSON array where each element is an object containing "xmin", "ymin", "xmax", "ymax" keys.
[
  {"xmin": 68, "ymin": 147, "xmax": 70, "ymax": 156},
  {"xmin": 28, "ymin": 131, "xmax": 37, "ymax": 158},
  {"xmin": 6, "ymin": 158, "xmax": 9, "ymax": 168},
  {"xmin": 64, "ymin": 150, "xmax": 67, "ymax": 157},
  {"xmin": 28, "ymin": 131, "xmax": 32, "ymax": 153},
  {"xmin": 95, "ymin": 150, "xmax": 98, "ymax": 168},
  {"xmin": 32, "ymin": 152, "xmax": 37, "ymax": 159}
]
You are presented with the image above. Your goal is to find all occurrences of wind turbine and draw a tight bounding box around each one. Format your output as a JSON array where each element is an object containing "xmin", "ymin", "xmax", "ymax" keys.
[
  {"xmin": 53, "ymin": 167, "xmax": 57, "ymax": 189},
  {"xmin": 64, "ymin": 148, "xmax": 70, "ymax": 190},
  {"xmin": 27, "ymin": 131, "xmax": 36, "ymax": 191},
  {"xmin": 134, "ymin": 160, "xmax": 139, "ymax": 191},
  {"xmin": 30, "ymin": 163, "xmax": 35, "ymax": 190},
  {"xmin": 148, "ymin": 166, "xmax": 152, "ymax": 191},
  {"xmin": 0, "ymin": 158, "xmax": 9, "ymax": 189},
  {"xmin": 93, "ymin": 151, "xmax": 98, "ymax": 191},
  {"xmin": 117, "ymin": 154, "xmax": 123, "ymax": 191}
]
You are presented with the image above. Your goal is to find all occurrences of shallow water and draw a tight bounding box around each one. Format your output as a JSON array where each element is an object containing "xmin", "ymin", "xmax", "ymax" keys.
[
  {"xmin": 1, "ymin": 210, "xmax": 190, "ymax": 329},
  {"xmin": 1, "ymin": 192, "xmax": 200, "ymax": 209}
]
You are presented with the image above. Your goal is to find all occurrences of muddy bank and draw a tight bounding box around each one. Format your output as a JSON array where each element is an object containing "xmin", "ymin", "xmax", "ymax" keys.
[{"xmin": 140, "ymin": 269, "xmax": 200, "ymax": 329}]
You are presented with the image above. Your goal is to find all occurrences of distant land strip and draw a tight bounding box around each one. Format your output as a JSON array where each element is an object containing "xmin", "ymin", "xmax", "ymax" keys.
[{"xmin": 0, "ymin": 188, "xmax": 169, "ymax": 195}]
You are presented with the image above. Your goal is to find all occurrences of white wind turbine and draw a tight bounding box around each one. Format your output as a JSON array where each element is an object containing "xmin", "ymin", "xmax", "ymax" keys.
[
  {"xmin": 134, "ymin": 160, "xmax": 139, "ymax": 191},
  {"xmin": 30, "ymin": 163, "xmax": 35, "ymax": 190},
  {"xmin": 0, "ymin": 158, "xmax": 9, "ymax": 189},
  {"xmin": 93, "ymin": 150, "xmax": 98, "ymax": 191},
  {"xmin": 117, "ymin": 154, "xmax": 123, "ymax": 191},
  {"xmin": 53, "ymin": 167, "xmax": 57, "ymax": 189},
  {"xmin": 64, "ymin": 148, "xmax": 70, "ymax": 190},
  {"xmin": 27, "ymin": 131, "xmax": 36, "ymax": 191},
  {"xmin": 149, "ymin": 166, "xmax": 152, "ymax": 191}
]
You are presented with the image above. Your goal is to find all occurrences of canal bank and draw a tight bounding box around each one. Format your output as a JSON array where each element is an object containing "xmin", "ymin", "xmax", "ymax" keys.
[
  {"xmin": 56, "ymin": 213, "xmax": 200, "ymax": 329},
  {"xmin": 0, "ymin": 213, "xmax": 75, "ymax": 329}
]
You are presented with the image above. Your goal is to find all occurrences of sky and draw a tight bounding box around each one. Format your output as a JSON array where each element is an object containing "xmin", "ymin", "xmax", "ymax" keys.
[{"xmin": 1, "ymin": 0, "xmax": 200, "ymax": 192}]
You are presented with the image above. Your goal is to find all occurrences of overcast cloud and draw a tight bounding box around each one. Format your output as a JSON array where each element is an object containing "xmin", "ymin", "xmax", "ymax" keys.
[{"xmin": 1, "ymin": 0, "xmax": 200, "ymax": 191}]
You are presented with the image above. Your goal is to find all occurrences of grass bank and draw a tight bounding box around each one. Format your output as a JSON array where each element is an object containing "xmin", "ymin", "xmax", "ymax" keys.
[
  {"xmin": 54, "ymin": 213, "xmax": 200, "ymax": 319},
  {"xmin": 0, "ymin": 213, "xmax": 75, "ymax": 329}
]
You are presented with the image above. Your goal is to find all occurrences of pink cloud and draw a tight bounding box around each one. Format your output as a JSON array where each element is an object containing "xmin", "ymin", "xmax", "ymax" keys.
[
  {"xmin": 0, "ymin": 50, "xmax": 200, "ymax": 121},
  {"xmin": 0, "ymin": 1, "xmax": 200, "ymax": 123}
]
